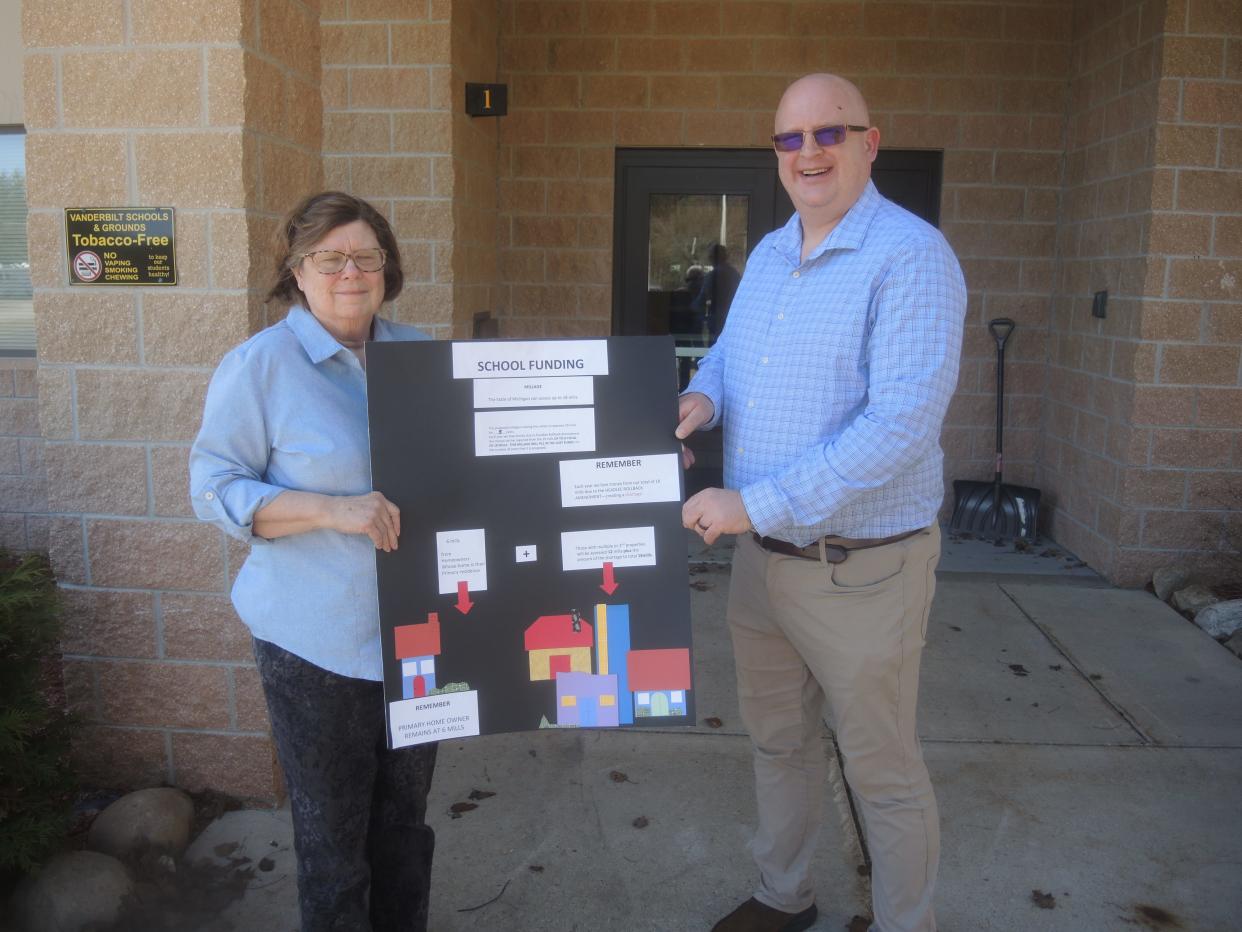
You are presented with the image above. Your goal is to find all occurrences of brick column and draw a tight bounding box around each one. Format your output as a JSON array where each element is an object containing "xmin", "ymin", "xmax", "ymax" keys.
[
  {"xmin": 24, "ymin": 0, "xmax": 321, "ymax": 801},
  {"xmin": 451, "ymin": 0, "xmax": 501, "ymax": 338},
  {"xmin": 321, "ymin": 0, "xmax": 455, "ymax": 336},
  {"xmin": 1042, "ymin": 0, "xmax": 1242, "ymax": 585},
  {"xmin": 1111, "ymin": 0, "xmax": 1242, "ymax": 584}
]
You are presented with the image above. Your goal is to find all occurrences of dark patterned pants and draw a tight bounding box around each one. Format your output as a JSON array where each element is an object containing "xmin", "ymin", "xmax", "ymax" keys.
[{"xmin": 253, "ymin": 639, "xmax": 439, "ymax": 932}]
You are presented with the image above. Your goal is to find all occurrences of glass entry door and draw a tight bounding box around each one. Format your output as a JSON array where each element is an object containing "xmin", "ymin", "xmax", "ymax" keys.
[{"xmin": 613, "ymin": 149, "xmax": 792, "ymax": 493}]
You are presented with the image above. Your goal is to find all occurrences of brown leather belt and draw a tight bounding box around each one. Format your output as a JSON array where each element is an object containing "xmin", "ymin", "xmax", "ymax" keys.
[{"xmin": 751, "ymin": 527, "xmax": 925, "ymax": 563}]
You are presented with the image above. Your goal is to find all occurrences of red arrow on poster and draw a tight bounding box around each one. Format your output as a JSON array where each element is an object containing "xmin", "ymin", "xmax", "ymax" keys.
[
  {"xmin": 455, "ymin": 581, "xmax": 474, "ymax": 614},
  {"xmin": 600, "ymin": 562, "xmax": 618, "ymax": 595}
]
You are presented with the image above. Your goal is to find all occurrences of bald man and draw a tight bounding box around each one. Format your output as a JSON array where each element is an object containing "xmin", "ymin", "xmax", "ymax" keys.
[{"xmin": 677, "ymin": 74, "xmax": 966, "ymax": 932}]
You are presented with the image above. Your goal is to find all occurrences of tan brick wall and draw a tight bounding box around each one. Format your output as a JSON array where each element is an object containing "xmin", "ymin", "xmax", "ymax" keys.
[
  {"xmin": 0, "ymin": 359, "xmax": 47, "ymax": 552},
  {"xmin": 23, "ymin": 0, "xmax": 321, "ymax": 801},
  {"xmin": 322, "ymin": 0, "xmax": 456, "ymax": 336},
  {"xmin": 1040, "ymin": 0, "xmax": 1242, "ymax": 585},
  {"xmin": 1111, "ymin": 0, "xmax": 1242, "ymax": 584},
  {"xmin": 1039, "ymin": 0, "xmax": 1166, "ymax": 578},
  {"xmin": 450, "ymin": 0, "xmax": 502, "ymax": 338}
]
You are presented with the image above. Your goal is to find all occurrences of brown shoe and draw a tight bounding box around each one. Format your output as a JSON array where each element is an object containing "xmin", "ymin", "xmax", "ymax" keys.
[{"xmin": 711, "ymin": 897, "xmax": 818, "ymax": 932}]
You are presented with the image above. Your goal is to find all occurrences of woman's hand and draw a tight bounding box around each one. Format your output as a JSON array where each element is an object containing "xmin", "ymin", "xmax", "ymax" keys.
[
  {"xmin": 326, "ymin": 492, "xmax": 401, "ymax": 552},
  {"xmin": 252, "ymin": 490, "xmax": 401, "ymax": 550}
]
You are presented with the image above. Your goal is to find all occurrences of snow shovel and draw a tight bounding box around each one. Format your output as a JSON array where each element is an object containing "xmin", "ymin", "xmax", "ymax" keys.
[{"xmin": 950, "ymin": 317, "xmax": 1041, "ymax": 542}]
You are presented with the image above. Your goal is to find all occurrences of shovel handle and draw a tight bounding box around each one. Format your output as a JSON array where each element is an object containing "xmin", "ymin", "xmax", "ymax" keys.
[
  {"xmin": 989, "ymin": 317, "xmax": 1015, "ymax": 349},
  {"xmin": 988, "ymin": 318, "xmax": 1015, "ymax": 478}
]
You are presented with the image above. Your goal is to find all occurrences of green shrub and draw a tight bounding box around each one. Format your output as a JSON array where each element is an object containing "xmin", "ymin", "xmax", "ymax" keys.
[{"xmin": 0, "ymin": 551, "xmax": 75, "ymax": 874}]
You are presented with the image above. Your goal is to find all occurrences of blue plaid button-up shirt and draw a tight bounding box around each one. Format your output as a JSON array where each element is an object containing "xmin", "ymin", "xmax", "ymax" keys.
[{"xmin": 687, "ymin": 180, "xmax": 967, "ymax": 546}]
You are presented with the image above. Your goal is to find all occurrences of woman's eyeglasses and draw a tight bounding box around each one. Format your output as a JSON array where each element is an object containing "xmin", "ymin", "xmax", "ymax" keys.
[
  {"xmin": 301, "ymin": 248, "xmax": 387, "ymax": 274},
  {"xmin": 771, "ymin": 124, "xmax": 869, "ymax": 152}
]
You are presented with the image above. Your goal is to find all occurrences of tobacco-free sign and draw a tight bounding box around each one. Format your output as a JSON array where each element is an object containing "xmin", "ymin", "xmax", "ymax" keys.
[{"xmin": 65, "ymin": 207, "xmax": 177, "ymax": 285}]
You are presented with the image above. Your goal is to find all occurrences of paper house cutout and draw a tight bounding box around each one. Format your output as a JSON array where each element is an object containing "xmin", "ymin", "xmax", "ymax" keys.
[
  {"xmin": 555, "ymin": 672, "xmax": 620, "ymax": 727},
  {"xmin": 524, "ymin": 612, "xmax": 594, "ymax": 681},
  {"xmin": 394, "ymin": 613, "xmax": 441, "ymax": 699},
  {"xmin": 627, "ymin": 648, "xmax": 691, "ymax": 717}
]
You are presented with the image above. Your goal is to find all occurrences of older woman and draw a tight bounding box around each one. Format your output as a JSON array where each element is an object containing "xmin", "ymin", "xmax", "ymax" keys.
[{"xmin": 189, "ymin": 191, "xmax": 437, "ymax": 931}]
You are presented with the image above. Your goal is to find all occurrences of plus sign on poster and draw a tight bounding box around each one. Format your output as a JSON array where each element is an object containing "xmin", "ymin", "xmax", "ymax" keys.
[{"xmin": 367, "ymin": 338, "xmax": 694, "ymax": 748}]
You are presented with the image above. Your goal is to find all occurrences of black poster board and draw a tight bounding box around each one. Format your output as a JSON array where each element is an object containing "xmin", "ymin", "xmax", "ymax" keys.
[{"xmin": 367, "ymin": 337, "xmax": 694, "ymax": 748}]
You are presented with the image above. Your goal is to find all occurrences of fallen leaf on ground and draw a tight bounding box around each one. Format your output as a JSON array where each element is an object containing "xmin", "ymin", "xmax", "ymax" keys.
[
  {"xmin": 1133, "ymin": 904, "xmax": 1181, "ymax": 927},
  {"xmin": 449, "ymin": 802, "xmax": 478, "ymax": 814},
  {"xmin": 1009, "ymin": 664, "xmax": 1029, "ymax": 676},
  {"xmin": 1031, "ymin": 889, "xmax": 1056, "ymax": 909},
  {"xmin": 528, "ymin": 865, "xmax": 544, "ymax": 873},
  {"xmin": 467, "ymin": 789, "xmax": 495, "ymax": 800},
  {"xmin": 609, "ymin": 770, "xmax": 635, "ymax": 783},
  {"xmin": 632, "ymin": 816, "xmax": 649, "ymax": 829}
]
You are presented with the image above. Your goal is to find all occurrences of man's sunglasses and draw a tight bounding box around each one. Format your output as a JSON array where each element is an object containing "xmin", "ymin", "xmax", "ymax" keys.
[{"xmin": 771, "ymin": 124, "xmax": 869, "ymax": 152}]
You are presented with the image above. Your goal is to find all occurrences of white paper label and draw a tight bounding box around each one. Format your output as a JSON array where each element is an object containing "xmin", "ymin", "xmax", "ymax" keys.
[
  {"xmin": 452, "ymin": 340, "xmax": 609, "ymax": 379},
  {"xmin": 473, "ymin": 376, "xmax": 594, "ymax": 409},
  {"xmin": 389, "ymin": 690, "xmax": 480, "ymax": 748},
  {"xmin": 559, "ymin": 453, "xmax": 681, "ymax": 508},
  {"xmin": 561, "ymin": 527, "xmax": 657, "ymax": 571},
  {"xmin": 436, "ymin": 528, "xmax": 487, "ymax": 595},
  {"xmin": 474, "ymin": 407, "xmax": 595, "ymax": 457}
]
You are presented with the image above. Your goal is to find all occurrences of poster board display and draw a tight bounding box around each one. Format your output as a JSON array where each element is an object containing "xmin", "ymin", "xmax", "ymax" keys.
[{"xmin": 367, "ymin": 337, "xmax": 694, "ymax": 749}]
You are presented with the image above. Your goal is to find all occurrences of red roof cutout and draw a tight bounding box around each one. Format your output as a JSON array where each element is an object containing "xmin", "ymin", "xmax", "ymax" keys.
[
  {"xmin": 627, "ymin": 649, "xmax": 691, "ymax": 691},
  {"xmin": 524, "ymin": 614, "xmax": 594, "ymax": 650},
  {"xmin": 394, "ymin": 613, "xmax": 441, "ymax": 659}
]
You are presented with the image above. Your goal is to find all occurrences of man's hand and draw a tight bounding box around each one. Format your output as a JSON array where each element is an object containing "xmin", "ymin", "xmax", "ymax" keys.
[
  {"xmin": 683, "ymin": 488, "xmax": 751, "ymax": 546},
  {"xmin": 676, "ymin": 392, "xmax": 713, "ymax": 470},
  {"xmin": 675, "ymin": 392, "xmax": 714, "ymax": 440},
  {"xmin": 328, "ymin": 491, "xmax": 401, "ymax": 552}
]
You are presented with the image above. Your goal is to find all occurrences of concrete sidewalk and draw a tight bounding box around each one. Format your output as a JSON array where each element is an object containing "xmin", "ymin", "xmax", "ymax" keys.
[{"xmin": 196, "ymin": 533, "xmax": 1242, "ymax": 932}]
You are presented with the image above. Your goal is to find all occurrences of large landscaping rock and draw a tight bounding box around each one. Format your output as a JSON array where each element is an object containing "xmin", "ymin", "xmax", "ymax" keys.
[
  {"xmin": 87, "ymin": 787, "xmax": 195, "ymax": 861},
  {"xmin": 11, "ymin": 850, "xmax": 132, "ymax": 932},
  {"xmin": 1195, "ymin": 600, "xmax": 1242, "ymax": 640},
  {"xmin": 1152, "ymin": 564, "xmax": 1194, "ymax": 602},
  {"xmin": 1226, "ymin": 629, "xmax": 1242, "ymax": 661},
  {"xmin": 1171, "ymin": 584, "xmax": 1219, "ymax": 617}
]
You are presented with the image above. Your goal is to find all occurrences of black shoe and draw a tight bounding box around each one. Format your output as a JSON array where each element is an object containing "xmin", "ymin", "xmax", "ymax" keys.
[{"xmin": 711, "ymin": 897, "xmax": 818, "ymax": 932}]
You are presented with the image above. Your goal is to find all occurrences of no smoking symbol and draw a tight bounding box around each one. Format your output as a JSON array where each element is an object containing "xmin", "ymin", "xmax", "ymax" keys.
[{"xmin": 74, "ymin": 251, "xmax": 103, "ymax": 282}]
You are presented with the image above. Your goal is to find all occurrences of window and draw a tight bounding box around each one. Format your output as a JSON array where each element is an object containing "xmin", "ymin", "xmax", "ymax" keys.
[{"xmin": 0, "ymin": 128, "xmax": 33, "ymax": 356}]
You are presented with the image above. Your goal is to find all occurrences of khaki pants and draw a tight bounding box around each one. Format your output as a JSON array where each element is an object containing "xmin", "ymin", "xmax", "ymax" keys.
[{"xmin": 727, "ymin": 526, "xmax": 941, "ymax": 932}]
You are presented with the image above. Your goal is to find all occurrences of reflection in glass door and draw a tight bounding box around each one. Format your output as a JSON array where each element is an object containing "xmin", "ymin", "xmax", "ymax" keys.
[{"xmin": 646, "ymin": 194, "xmax": 749, "ymax": 392}]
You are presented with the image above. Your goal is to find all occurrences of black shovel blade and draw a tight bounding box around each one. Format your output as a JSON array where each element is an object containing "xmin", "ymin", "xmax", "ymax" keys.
[{"xmin": 950, "ymin": 479, "xmax": 1041, "ymax": 542}]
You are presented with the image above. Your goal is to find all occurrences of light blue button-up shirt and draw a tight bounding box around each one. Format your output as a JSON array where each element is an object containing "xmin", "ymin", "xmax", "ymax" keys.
[
  {"xmin": 189, "ymin": 305, "xmax": 430, "ymax": 680},
  {"xmin": 688, "ymin": 180, "xmax": 967, "ymax": 546}
]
